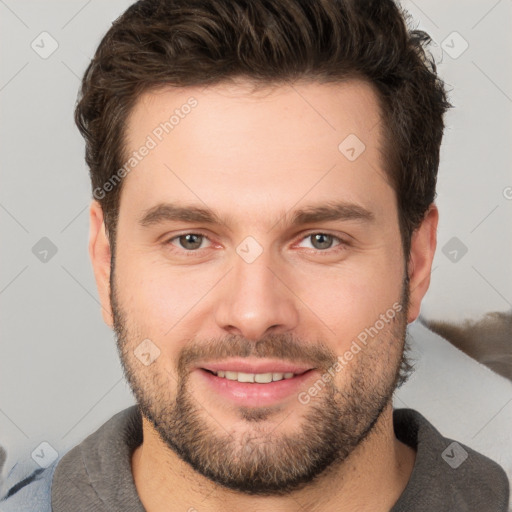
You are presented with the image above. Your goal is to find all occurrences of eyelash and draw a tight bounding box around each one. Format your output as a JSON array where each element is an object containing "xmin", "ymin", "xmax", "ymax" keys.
[{"xmin": 164, "ymin": 231, "xmax": 349, "ymax": 257}]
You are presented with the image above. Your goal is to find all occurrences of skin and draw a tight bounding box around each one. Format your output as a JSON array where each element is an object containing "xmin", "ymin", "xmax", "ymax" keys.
[{"xmin": 89, "ymin": 79, "xmax": 438, "ymax": 511}]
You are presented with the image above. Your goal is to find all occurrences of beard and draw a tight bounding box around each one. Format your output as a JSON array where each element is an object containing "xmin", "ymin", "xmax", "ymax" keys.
[{"xmin": 111, "ymin": 268, "xmax": 413, "ymax": 496}]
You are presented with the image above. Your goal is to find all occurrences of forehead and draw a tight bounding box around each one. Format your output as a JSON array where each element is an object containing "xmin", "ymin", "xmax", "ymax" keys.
[
  {"xmin": 119, "ymin": 79, "xmax": 393, "ymax": 228},
  {"xmin": 125, "ymin": 78, "xmax": 383, "ymax": 152}
]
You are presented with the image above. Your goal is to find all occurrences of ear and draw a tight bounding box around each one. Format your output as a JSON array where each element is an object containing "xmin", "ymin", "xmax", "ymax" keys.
[
  {"xmin": 89, "ymin": 201, "xmax": 113, "ymax": 327},
  {"xmin": 407, "ymin": 204, "xmax": 438, "ymax": 323}
]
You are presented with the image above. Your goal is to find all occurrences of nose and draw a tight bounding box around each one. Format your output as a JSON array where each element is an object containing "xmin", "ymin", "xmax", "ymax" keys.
[{"xmin": 213, "ymin": 247, "xmax": 300, "ymax": 341}]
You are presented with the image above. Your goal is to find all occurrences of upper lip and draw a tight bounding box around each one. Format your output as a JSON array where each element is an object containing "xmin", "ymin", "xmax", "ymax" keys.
[{"xmin": 198, "ymin": 358, "xmax": 314, "ymax": 375}]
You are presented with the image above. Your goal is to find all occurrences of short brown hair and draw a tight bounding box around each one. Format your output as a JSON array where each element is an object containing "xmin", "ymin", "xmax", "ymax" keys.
[{"xmin": 75, "ymin": 0, "xmax": 451, "ymax": 256}]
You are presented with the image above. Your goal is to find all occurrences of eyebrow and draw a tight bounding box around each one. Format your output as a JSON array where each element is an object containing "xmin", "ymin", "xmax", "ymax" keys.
[{"xmin": 138, "ymin": 200, "xmax": 375, "ymax": 230}]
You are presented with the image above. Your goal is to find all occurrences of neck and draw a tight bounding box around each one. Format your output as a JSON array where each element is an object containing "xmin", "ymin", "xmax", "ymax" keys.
[{"xmin": 131, "ymin": 403, "xmax": 416, "ymax": 512}]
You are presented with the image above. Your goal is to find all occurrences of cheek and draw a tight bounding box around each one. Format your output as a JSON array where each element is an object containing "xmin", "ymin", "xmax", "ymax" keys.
[
  {"xmin": 114, "ymin": 249, "xmax": 219, "ymax": 345},
  {"xmin": 292, "ymin": 255, "xmax": 404, "ymax": 353},
  {"xmin": 114, "ymin": 249, "xmax": 171, "ymax": 333}
]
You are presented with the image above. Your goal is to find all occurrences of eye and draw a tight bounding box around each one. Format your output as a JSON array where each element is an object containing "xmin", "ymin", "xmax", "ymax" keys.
[
  {"xmin": 296, "ymin": 233, "xmax": 346, "ymax": 252},
  {"xmin": 164, "ymin": 231, "xmax": 347, "ymax": 257},
  {"xmin": 167, "ymin": 233, "xmax": 211, "ymax": 252}
]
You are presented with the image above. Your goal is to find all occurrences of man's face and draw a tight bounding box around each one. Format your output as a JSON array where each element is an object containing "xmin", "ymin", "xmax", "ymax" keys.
[{"xmin": 109, "ymin": 79, "xmax": 412, "ymax": 494}]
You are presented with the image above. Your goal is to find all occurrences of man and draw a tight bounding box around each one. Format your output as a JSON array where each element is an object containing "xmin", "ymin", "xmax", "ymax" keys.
[{"xmin": 1, "ymin": 0, "xmax": 509, "ymax": 510}]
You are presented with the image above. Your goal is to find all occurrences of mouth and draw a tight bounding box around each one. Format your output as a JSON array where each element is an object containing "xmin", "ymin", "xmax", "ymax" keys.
[{"xmin": 194, "ymin": 359, "xmax": 317, "ymax": 407}]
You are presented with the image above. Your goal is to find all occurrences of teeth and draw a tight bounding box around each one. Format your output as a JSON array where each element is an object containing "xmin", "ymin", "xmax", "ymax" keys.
[
  {"xmin": 237, "ymin": 372, "xmax": 255, "ymax": 383},
  {"xmin": 212, "ymin": 370, "xmax": 297, "ymax": 383},
  {"xmin": 255, "ymin": 373, "xmax": 272, "ymax": 383}
]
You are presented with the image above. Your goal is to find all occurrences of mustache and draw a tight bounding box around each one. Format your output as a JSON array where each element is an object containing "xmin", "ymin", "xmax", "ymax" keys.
[{"xmin": 176, "ymin": 332, "xmax": 338, "ymax": 376}]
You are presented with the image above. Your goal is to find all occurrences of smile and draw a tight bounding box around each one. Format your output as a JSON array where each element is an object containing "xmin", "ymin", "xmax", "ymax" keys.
[{"xmin": 206, "ymin": 370, "xmax": 298, "ymax": 383}]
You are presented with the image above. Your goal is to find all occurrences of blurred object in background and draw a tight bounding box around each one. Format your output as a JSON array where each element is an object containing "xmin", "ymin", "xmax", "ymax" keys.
[{"xmin": 426, "ymin": 310, "xmax": 512, "ymax": 381}]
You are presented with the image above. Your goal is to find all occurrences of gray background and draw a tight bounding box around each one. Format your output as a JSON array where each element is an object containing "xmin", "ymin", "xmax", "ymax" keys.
[{"xmin": 1, "ymin": 0, "xmax": 511, "ymax": 469}]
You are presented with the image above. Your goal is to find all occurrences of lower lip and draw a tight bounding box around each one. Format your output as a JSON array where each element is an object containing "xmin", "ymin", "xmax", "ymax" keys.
[{"xmin": 196, "ymin": 368, "xmax": 316, "ymax": 407}]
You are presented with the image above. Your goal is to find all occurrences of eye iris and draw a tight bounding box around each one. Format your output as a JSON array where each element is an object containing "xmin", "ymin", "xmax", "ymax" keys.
[
  {"xmin": 179, "ymin": 234, "xmax": 202, "ymax": 250},
  {"xmin": 311, "ymin": 233, "xmax": 333, "ymax": 250}
]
